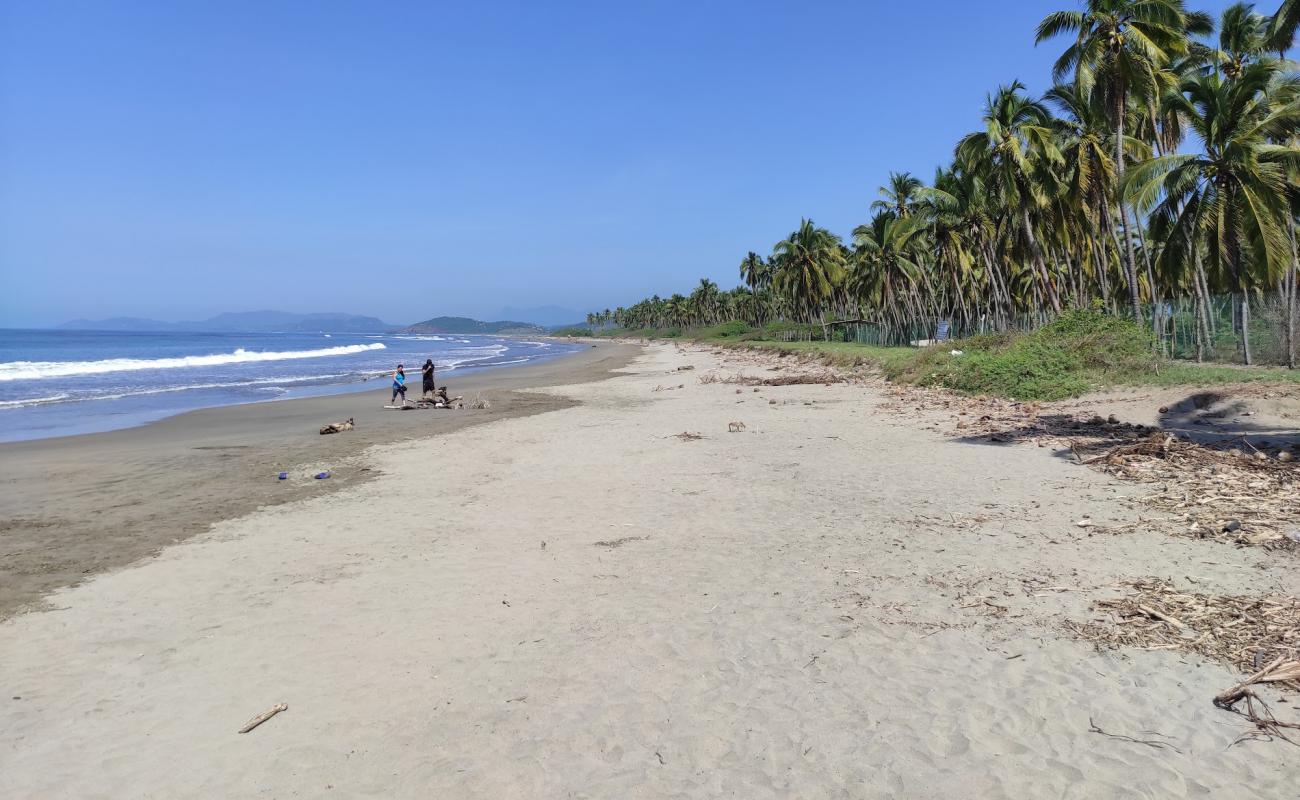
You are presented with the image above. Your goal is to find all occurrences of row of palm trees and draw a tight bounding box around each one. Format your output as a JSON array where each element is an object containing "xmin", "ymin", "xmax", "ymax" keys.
[{"xmin": 594, "ymin": 1, "xmax": 1300, "ymax": 366}]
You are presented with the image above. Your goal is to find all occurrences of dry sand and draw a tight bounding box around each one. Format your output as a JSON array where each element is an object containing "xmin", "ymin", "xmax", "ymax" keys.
[{"xmin": 1, "ymin": 343, "xmax": 1296, "ymax": 798}]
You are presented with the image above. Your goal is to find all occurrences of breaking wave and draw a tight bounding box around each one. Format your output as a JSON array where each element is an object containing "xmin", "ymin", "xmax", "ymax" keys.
[{"xmin": 0, "ymin": 343, "xmax": 387, "ymax": 382}]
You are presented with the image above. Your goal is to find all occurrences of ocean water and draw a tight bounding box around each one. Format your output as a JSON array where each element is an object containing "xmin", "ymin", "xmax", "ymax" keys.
[{"xmin": 0, "ymin": 329, "xmax": 582, "ymax": 442}]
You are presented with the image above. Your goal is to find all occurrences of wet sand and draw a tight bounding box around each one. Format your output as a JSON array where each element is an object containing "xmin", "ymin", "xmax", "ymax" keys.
[{"xmin": 0, "ymin": 342, "xmax": 638, "ymax": 618}]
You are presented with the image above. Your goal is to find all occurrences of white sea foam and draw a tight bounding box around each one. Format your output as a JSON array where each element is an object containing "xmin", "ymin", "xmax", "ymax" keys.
[
  {"xmin": 0, "ymin": 343, "xmax": 387, "ymax": 382},
  {"xmin": 0, "ymin": 393, "xmax": 71, "ymax": 408},
  {"xmin": 0, "ymin": 373, "xmax": 362, "ymax": 408}
]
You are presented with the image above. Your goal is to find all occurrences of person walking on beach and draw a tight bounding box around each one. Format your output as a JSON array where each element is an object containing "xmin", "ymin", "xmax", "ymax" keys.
[
  {"xmin": 421, "ymin": 358, "xmax": 435, "ymax": 400},
  {"xmin": 391, "ymin": 364, "xmax": 407, "ymax": 404}
]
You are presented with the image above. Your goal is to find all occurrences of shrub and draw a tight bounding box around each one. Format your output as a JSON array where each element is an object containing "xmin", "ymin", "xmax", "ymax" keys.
[
  {"xmin": 895, "ymin": 309, "xmax": 1158, "ymax": 401},
  {"xmin": 698, "ymin": 320, "xmax": 751, "ymax": 339}
]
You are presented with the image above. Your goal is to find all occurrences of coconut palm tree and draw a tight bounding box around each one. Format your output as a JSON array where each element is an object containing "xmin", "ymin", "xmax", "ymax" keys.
[
  {"xmin": 957, "ymin": 81, "xmax": 1066, "ymax": 314},
  {"xmin": 1204, "ymin": 3, "xmax": 1276, "ymax": 83},
  {"xmin": 1126, "ymin": 61, "xmax": 1300, "ymax": 363},
  {"xmin": 772, "ymin": 219, "xmax": 845, "ymax": 339},
  {"xmin": 739, "ymin": 251, "xmax": 769, "ymax": 323},
  {"xmin": 871, "ymin": 172, "xmax": 924, "ymax": 218},
  {"xmin": 1037, "ymin": 0, "xmax": 1209, "ymax": 322},
  {"xmin": 850, "ymin": 211, "xmax": 931, "ymax": 334},
  {"xmin": 1045, "ymin": 82, "xmax": 1123, "ymax": 304}
]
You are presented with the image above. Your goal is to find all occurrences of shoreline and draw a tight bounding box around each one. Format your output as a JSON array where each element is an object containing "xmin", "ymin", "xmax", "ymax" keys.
[
  {"xmin": 0, "ymin": 333, "xmax": 586, "ymax": 444},
  {"xmin": 0, "ymin": 341, "xmax": 639, "ymax": 619}
]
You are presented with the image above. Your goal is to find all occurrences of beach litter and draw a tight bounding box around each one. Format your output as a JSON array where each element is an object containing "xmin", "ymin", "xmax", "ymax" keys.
[
  {"xmin": 314, "ymin": 471, "xmax": 330, "ymax": 480},
  {"xmin": 277, "ymin": 472, "xmax": 288, "ymax": 481},
  {"xmin": 238, "ymin": 702, "xmax": 288, "ymax": 734},
  {"xmin": 672, "ymin": 431, "xmax": 704, "ymax": 441}
]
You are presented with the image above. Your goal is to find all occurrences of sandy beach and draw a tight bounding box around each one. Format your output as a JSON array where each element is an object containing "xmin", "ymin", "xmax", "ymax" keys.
[
  {"xmin": 0, "ymin": 343, "xmax": 638, "ymax": 618},
  {"xmin": 1, "ymin": 343, "xmax": 1297, "ymax": 798}
]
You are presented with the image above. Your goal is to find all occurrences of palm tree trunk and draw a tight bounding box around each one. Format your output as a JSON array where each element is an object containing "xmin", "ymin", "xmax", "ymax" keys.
[
  {"xmin": 1196, "ymin": 263, "xmax": 1215, "ymax": 337},
  {"xmin": 1091, "ymin": 228, "xmax": 1111, "ymax": 304},
  {"xmin": 1021, "ymin": 208, "xmax": 1061, "ymax": 313},
  {"xmin": 1287, "ymin": 215, "xmax": 1298, "ymax": 369},
  {"xmin": 1188, "ymin": 241, "xmax": 1210, "ymax": 363},
  {"xmin": 1114, "ymin": 97, "xmax": 1143, "ymax": 324},
  {"xmin": 1135, "ymin": 225, "xmax": 1163, "ymax": 347},
  {"xmin": 1239, "ymin": 293, "xmax": 1253, "ymax": 365}
]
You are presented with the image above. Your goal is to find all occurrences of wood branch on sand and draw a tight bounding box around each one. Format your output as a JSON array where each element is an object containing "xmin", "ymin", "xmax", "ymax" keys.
[{"xmin": 238, "ymin": 703, "xmax": 288, "ymax": 734}]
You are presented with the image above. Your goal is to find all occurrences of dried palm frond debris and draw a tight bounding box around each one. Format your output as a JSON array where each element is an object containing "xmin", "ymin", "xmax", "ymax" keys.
[
  {"xmin": 877, "ymin": 386, "xmax": 1299, "ymax": 551},
  {"xmin": 1082, "ymin": 433, "xmax": 1300, "ymax": 551},
  {"xmin": 1068, "ymin": 579, "xmax": 1300, "ymax": 742},
  {"xmin": 698, "ymin": 368, "xmax": 845, "ymax": 387},
  {"xmin": 1069, "ymin": 579, "xmax": 1300, "ymax": 675},
  {"xmin": 1213, "ymin": 657, "xmax": 1300, "ymax": 743}
]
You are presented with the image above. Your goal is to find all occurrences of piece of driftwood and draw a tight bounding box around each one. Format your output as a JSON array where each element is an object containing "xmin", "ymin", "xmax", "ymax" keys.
[
  {"xmin": 238, "ymin": 703, "xmax": 288, "ymax": 734},
  {"xmin": 1216, "ymin": 658, "xmax": 1300, "ymax": 706},
  {"xmin": 1213, "ymin": 657, "xmax": 1300, "ymax": 743}
]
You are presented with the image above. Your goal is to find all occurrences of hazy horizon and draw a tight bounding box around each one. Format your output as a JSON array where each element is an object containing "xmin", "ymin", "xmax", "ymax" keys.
[
  {"xmin": 1, "ymin": 0, "xmax": 1250, "ymax": 328},
  {"xmin": 37, "ymin": 305, "xmax": 584, "ymax": 330}
]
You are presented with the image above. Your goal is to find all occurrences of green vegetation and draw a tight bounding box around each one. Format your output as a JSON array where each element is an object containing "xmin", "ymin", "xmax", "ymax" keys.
[
  {"xmin": 583, "ymin": 2, "xmax": 1300, "ymax": 369},
  {"xmin": 594, "ymin": 308, "xmax": 1299, "ymax": 400},
  {"xmin": 886, "ymin": 311, "xmax": 1158, "ymax": 400}
]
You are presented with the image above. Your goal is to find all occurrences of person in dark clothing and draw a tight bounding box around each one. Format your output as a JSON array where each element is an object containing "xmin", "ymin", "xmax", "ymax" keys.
[{"xmin": 421, "ymin": 359, "xmax": 435, "ymax": 400}]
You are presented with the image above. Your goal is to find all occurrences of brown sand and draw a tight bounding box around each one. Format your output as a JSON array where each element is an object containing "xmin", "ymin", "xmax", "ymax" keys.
[
  {"xmin": 0, "ymin": 343, "xmax": 1295, "ymax": 797},
  {"xmin": 0, "ymin": 343, "xmax": 638, "ymax": 618}
]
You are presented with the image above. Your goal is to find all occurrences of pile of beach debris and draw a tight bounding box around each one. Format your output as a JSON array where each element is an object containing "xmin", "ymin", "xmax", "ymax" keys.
[
  {"xmin": 699, "ymin": 367, "xmax": 846, "ymax": 387},
  {"xmin": 1077, "ymin": 432, "xmax": 1300, "ymax": 551},
  {"xmin": 876, "ymin": 385, "xmax": 1300, "ymax": 551},
  {"xmin": 1068, "ymin": 579, "xmax": 1300, "ymax": 741}
]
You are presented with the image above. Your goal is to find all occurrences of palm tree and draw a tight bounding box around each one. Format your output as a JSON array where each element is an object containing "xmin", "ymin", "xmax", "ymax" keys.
[
  {"xmin": 1045, "ymin": 82, "xmax": 1122, "ymax": 305},
  {"xmin": 739, "ymin": 251, "xmax": 768, "ymax": 323},
  {"xmin": 1037, "ymin": 0, "xmax": 1207, "ymax": 322},
  {"xmin": 1215, "ymin": 3, "xmax": 1271, "ymax": 78},
  {"xmin": 871, "ymin": 172, "xmax": 924, "ymax": 218},
  {"xmin": 850, "ymin": 211, "xmax": 930, "ymax": 335},
  {"xmin": 956, "ymin": 81, "xmax": 1065, "ymax": 314},
  {"xmin": 772, "ymin": 219, "xmax": 845, "ymax": 339},
  {"xmin": 1126, "ymin": 61, "xmax": 1300, "ymax": 363}
]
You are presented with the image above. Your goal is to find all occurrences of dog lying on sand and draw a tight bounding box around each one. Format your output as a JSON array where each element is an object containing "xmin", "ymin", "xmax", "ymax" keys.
[{"xmin": 319, "ymin": 417, "xmax": 355, "ymax": 435}]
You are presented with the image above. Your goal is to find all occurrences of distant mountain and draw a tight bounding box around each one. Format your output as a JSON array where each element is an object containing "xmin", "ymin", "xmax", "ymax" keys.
[
  {"xmin": 498, "ymin": 305, "xmax": 582, "ymax": 328},
  {"xmin": 401, "ymin": 316, "xmax": 547, "ymax": 336},
  {"xmin": 57, "ymin": 311, "xmax": 398, "ymax": 333},
  {"xmin": 199, "ymin": 311, "xmax": 396, "ymax": 333}
]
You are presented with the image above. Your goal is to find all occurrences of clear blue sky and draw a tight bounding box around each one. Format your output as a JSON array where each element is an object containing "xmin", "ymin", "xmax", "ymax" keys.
[{"xmin": 0, "ymin": 0, "xmax": 1251, "ymax": 327}]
